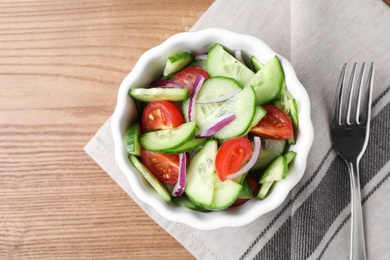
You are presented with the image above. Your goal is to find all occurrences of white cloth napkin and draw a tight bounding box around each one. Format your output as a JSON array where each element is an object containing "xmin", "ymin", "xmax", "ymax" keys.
[{"xmin": 85, "ymin": 0, "xmax": 390, "ymax": 259}]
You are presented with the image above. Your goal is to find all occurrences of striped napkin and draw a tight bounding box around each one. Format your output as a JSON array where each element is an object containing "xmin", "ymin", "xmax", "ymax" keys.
[{"xmin": 85, "ymin": 0, "xmax": 390, "ymax": 259}]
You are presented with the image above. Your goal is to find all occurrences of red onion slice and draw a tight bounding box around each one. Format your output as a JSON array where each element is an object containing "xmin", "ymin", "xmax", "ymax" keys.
[
  {"xmin": 196, "ymin": 89, "xmax": 241, "ymax": 104},
  {"xmin": 234, "ymin": 49, "xmax": 245, "ymax": 64},
  {"xmin": 197, "ymin": 114, "xmax": 236, "ymax": 138},
  {"xmin": 195, "ymin": 54, "xmax": 207, "ymax": 61},
  {"xmin": 151, "ymin": 79, "xmax": 184, "ymax": 88},
  {"xmin": 188, "ymin": 74, "xmax": 205, "ymax": 122},
  {"xmin": 172, "ymin": 153, "xmax": 187, "ymax": 197},
  {"xmin": 227, "ymin": 136, "xmax": 261, "ymax": 180}
]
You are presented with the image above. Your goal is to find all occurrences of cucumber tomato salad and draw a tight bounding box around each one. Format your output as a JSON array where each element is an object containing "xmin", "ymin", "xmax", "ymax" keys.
[{"xmin": 126, "ymin": 43, "xmax": 299, "ymax": 211}]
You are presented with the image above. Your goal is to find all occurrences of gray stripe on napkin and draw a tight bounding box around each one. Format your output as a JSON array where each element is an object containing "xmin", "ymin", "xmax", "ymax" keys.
[
  {"xmin": 318, "ymin": 168, "xmax": 390, "ymax": 259},
  {"xmin": 254, "ymin": 218, "xmax": 292, "ymax": 260},
  {"xmin": 240, "ymin": 149, "xmax": 333, "ymax": 260},
  {"xmin": 249, "ymin": 90, "xmax": 390, "ymax": 259}
]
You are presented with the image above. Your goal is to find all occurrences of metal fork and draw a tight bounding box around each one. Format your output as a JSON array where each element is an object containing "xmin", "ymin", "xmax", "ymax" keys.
[{"xmin": 331, "ymin": 62, "xmax": 374, "ymax": 260}]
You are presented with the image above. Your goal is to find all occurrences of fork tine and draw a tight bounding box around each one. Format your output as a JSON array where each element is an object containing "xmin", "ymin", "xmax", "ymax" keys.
[
  {"xmin": 353, "ymin": 63, "xmax": 366, "ymax": 124},
  {"xmin": 360, "ymin": 62, "xmax": 375, "ymax": 125},
  {"xmin": 333, "ymin": 63, "xmax": 347, "ymax": 126},
  {"xmin": 344, "ymin": 63, "xmax": 357, "ymax": 125}
]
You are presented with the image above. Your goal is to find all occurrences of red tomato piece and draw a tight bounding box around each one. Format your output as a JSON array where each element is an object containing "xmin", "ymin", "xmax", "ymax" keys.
[
  {"xmin": 141, "ymin": 101, "xmax": 184, "ymax": 132},
  {"xmin": 172, "ymin": 66, "xmax": 210, "ymax": 93},
  {"xmin": 215, "ymin": 138, "xmax": 253, "ymax": 181},
  {"xmin": 140, "ymin": 147, "xmax": 180, "ymax": 184},
  {"xmin": 246, "ymin": 175, "xmax": 259, "ymax": 196},
  {"xmin": 229, "ymin": 198, "xmax": 248, "ymax": 208},
  {"xmin": 250, "ymin": 105, "xmax": 293, "ymax": 140}
]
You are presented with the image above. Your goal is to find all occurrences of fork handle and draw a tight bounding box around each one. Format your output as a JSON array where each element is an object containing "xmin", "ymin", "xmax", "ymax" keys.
[{"xmin": 347, "ymin": 160, "xmax": 367, "ymax": 260}]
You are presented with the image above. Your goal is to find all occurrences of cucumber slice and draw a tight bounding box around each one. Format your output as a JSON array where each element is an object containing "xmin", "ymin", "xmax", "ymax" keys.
[
  {"xmin": 257, "ymin": 181, "xmax": 274, "ymax": 200},
  {"xmin": 237, "ymin": 178, "xmax": 253, "ymax": 199},
  {"xmin": 185, "ymin": 140, "xmax": 218, "ymax": 207},
  {"xmin": 272, "ymin": 99, "xmax": 284, "ymax": 110},
  {"xmin": 232, "ymin": 173, "xmax": 248, "ymax": 184},
  {"xmin": 182, "ymin": 98, "xmax": 190, "ymax": 122},
  {"xmin": 182, "ymin": 76, "xmax": 242, "ymax": 123},
  {"xmin": 187, "ymin": 59, "xmax": 206, "ymax": 69},
  {"xmin": 129, "ymin": 155, "xmax": 171, "ymax": 202},
  {"xmin": 129, "ymin": 87, "xmax": 188, "ymax": 102},
  {"xmin": 287, "ymin": 98, "xmax": 299, "ymax": 145},
  {"xmin": 288, "ymin": 98, "xmax": 299, "ymax": 129},
  {"xmin": 163, "ymin": 52, "xmax": 193, "ymax": 78},
  {"xmin": 206, "ymin": 43, "xmax": 255, "ymax": 87},
  {"xmin": 211, "ymin": 175, "xmax": 242, "ymax": 210},
  {"xmin": 245, "ymin": 56, "xmax": 284, "ymax": 105},
  {"xmin": 139, "ymin": 122, "xmax": 196, "ymax": 152},
  {"xmin": 199, "ymin": 85, "xmax": 256, "ymax": 140},
  {"xmin": 195, "ymin": 76, "xmax": 242, "ymax": 122},
  {"xmin": 185, "ymin": 140, "xmax": 242, "ymax": 210},
  {"xmin": 197, "ymin": 76, "xmax": 242, "ymax": 100},
  {"xmin": 163, "ymin": 138, "xmax": 207, "ymax": 154},
  {"xmin": 250, "ymin": 56, "xmax": 264, "ymax": 71},
  {"xmin": 172, "ymin": 195, "xmax": 208, "ymax": 212},
  {"xmin": 126, "ymin": 123, "xmax": 141, "ymax": 156},
  {"xmin": 250, "ymin": 105, "xmax": 267, "ymax": 128},
  {"xmin": 284, "ymin": 150, "xmax": 297, "ymax": 164},
  {"xmin": 257, "ymin": 150, "xmax": 295, "ymax": 200},
  {"xmin": 251, "ymin": 138, "xmax": 287, "ymax": 171},
  {"xmin": 241, "ymin": 105, "xmax": 267, "ymax": 136},
  {"xmin": 272, "ymin": 83, "xmax": 293, "ymax": 112},
  {"xmin": 287, "ymin": 136, "xmax": 296, "ymax": 146},
  {"xmin": 259, "ymin": 155, "xmax": 288, "ymax": 183}
]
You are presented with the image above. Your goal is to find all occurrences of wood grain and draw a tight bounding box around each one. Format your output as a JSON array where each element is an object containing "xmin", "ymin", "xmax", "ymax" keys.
[{"xmin": 0, "ymin": 0, "xmax": 214, "ymax": 259}]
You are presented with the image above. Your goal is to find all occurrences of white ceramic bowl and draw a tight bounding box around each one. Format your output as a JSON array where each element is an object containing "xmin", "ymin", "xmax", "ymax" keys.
[{"xmin": 111, "ymin": 28, "xmax": 313, "ymax": 230}]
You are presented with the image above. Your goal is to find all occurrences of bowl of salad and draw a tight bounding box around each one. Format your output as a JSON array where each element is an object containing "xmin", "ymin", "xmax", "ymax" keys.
[{"xmin": 111, "ymin": 28, "xmax": 313, "ymax": 230}]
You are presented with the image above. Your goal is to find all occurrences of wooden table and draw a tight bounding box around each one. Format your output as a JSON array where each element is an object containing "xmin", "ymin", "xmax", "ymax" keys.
[{"xmin": 0, "ymin": 1, "xmax": 213, "ymax": 259}]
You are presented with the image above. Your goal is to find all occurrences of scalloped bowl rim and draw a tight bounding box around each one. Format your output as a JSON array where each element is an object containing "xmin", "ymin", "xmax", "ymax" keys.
[{"xmin": 111, "ymin": 28, "xmax": 314, "ymax": 230}]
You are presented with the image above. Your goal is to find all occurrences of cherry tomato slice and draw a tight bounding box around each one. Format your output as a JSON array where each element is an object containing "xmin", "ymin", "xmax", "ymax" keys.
[
  {"xmin": 141, "ymin": 101, "xmax": 184, "ymax": 132},
  {"xmin": 215, "ymin": 138, "xmax": 253, "ymax": 181},
  {"xmin": 140, "ymin": 147, "xmax": 180, "ymax": 184},
  {"xmin": 247, "ymin": 175, "xmax": 259, "ymax": 196},
  {"xmin": 229, "ymin": 198, "xmax": 248, "ymax": 208},
  {"xmin": 250, "ymin": 105, "xmax": 293, "ymax": 140},
  {"xmin": 172, "ymin": 66, "xmax": 210, "ymax": 93}
]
